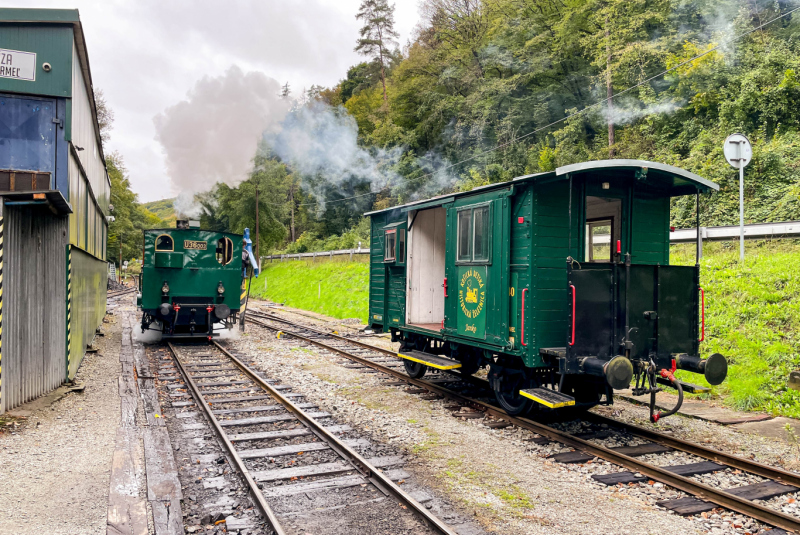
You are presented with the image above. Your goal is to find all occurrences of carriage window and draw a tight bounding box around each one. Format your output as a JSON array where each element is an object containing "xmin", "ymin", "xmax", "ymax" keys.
[
  {"xmin": 586, "ymin": 219, "xmax": 612, "ymax": 262},
  {"xmin": 155, "ymin": 235, "xmax": 174, "ymax": 251},
  {"xmin": 384, "ymin": 229, "xmax": 396, "ymax": 261},
  {"xmin": 397, "ymin": 229, "xmax": 405, "ymax": 262},
  {"xmin": 216, "ymin": 237, "xmax": 233, "ymax": 265},
  {"xmin": 457, "ymin": 210, "xmax": 471, "ymax": 261},
  {"xmin": 473, "ymin": 206, "xmax": 489, "ymax": 261},
  {"xmin": 457, "ymin": 205, "xmax": 491, "ymax": 263}
]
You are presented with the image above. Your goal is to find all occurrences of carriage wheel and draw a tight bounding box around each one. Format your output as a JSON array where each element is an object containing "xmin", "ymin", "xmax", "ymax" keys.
[
  {"xmin": 492, "ymin": 366, "xmax": 534, "ymax": 416},
  {"xmin": 404, "ymin": 359, "xmax": 428, "ymax": 379}
]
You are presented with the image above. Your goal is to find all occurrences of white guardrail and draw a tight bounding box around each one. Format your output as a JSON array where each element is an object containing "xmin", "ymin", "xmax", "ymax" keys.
[{"xmin": 261, "ymin": 220, "xmax": 800, "ymax": 262}]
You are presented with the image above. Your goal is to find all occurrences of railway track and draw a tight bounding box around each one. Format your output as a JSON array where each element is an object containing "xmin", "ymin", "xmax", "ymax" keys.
[
  {"xmin": 165, "ymin": 339, "xmax": 458, "ymax": 535},
  {"xmin": 107, "ymin": 287, "xmax": 136, "ymax": 299},
  {"xmin": 246, "ymin": 309, "xmax": 800, "ymax": 534}
]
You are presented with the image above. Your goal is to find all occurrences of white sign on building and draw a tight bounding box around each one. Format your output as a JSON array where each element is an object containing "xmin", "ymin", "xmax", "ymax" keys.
[{"xmin": 0, "ymin": 49, "xmax": 36, "ymax": 82}]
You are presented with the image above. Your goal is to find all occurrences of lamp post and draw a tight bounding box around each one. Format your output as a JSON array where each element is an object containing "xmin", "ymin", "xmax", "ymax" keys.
[{"xmin": 723, "ymin": 133, "xmax": 752, "ymax": 261}]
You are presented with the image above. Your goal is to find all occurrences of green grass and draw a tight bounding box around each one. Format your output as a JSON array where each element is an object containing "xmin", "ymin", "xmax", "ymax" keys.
[
  {"xmin": 249, "ymin": 259, "xmax": 369, "ymax": 322},
  {"xmin": 253, "ymin": 241, "xmax": 800, "ymax": 417},
  {"xmin": 672, "ymin": 240, "xmax": 800, "ymax": 416}
]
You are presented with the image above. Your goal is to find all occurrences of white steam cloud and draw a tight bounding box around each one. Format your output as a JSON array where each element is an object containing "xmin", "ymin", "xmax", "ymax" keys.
[
  {"xmin": 154, "ymin": 66, "xmax": 291, "ymax": 216},
  {"xmin": 263, "ymin": 101, "xmax": 457, "ymax": 205},
  {"xmin": 605, "ymin": 99, "xmax": 685, "ymax": 125},
  {"xmin": 263, "ymin": 101, "xmax": 402, "ymax": 200},
  {"xmin": 156, "ymin": 67, "xmax": 459, "ymax": 215}
]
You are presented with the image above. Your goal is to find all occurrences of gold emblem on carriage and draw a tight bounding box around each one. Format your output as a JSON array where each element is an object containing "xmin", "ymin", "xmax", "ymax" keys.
[
  {"xmin": 458, "ymin": 269, "xmax": 485, "ymax": 319},
  {"xmin": 465, "ymin": 285, "xmax": 478, "ymax": 304}
]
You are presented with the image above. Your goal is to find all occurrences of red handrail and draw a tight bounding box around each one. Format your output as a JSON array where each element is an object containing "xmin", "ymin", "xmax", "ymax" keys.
[
  {"xmin": 443, "ymin": 277, "xmax": 448, "ymax": 298},
  {"xmin": 699, "ymin": 287, "xmax": 705, "ymax": 342},
  {"xmin": 569, "ymin": 284, "xmax": 576, "ymax": 346},
  {"xmin": 521, "ymin": 288, "xmax": 528, "ymax": 346}
]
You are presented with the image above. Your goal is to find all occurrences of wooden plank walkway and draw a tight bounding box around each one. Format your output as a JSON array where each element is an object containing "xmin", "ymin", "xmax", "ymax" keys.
[{"xmin": 106, "ymin": 312, "xmax": 184, "ymax": 535}]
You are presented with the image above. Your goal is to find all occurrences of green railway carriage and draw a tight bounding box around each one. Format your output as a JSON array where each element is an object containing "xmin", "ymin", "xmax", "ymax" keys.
[
  {"xmin": 366, "ymin": 159, "xmax": 728, "ymax": 418},
  {"xmin": 138, "ymin": 223, "xmax": 245, "ymax": 339}
]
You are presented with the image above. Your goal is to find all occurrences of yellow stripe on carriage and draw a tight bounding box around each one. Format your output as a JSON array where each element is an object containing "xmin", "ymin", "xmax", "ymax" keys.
[
  {"xmin": 518, "ymin": 389, "xmax": 575, "ymax": 408},
  {"xmin": 397, "ymin": 353, "xmax": 462, "ymax": 370}
]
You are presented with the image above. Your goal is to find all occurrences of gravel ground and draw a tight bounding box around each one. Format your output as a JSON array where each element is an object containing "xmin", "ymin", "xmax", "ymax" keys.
[
  {"xmin": 0, "ymin": 311, "xmax": 120, "ymax": 535},
  {"xmin": 247, "ymin": 302, "xmax": 800, "ymax": 534},
  {"xmin": 233, "ymin": 312, "xmax": 704, "ymax": 535}
]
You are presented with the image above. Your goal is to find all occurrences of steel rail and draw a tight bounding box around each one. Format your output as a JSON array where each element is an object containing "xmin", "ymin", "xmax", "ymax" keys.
[
  {"xmin": 107, "ymin": 289, "xmax": 136, "ymax": 298},
  {"xmin": 250, "ymin": 310, "xmax": 800, "ymax": 486},
  {"xmin": 586, "ymin": 412, "xmax": 800, "ymax": 487},
  {"xmin": 167, "ymin": 342, "xmax": 287, "ymax": 535},
  {"xmin": 245, "ymin": 315, "xmax": 800, "ymax": 533},
  {"xmin": 209, "ymin": 341, "xmax": 458, "ymax": 535}
]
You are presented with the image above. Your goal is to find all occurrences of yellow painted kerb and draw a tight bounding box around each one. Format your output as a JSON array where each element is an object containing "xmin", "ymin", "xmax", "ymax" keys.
[
  {"xmin": 397, "ymin": 353, "xmax": 462, "ymax": 370},
  {"xmin": 519, "ymin": 390, "xmax": 576, "ymax": 408}
]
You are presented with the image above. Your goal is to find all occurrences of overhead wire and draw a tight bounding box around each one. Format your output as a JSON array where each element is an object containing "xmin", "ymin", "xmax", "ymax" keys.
[
  {"xmin": 262, "ymin": 4, "xmax": 800, "ymax": 209},
  {"xmin": 402, "ymin": 4, "xmax": 800, "ymax": 184}
]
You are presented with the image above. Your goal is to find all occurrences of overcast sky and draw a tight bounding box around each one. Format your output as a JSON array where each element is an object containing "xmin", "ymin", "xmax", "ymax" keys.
[{"xmin": 12, "ymin": 0, "xmax": 422, "ymax": 202}]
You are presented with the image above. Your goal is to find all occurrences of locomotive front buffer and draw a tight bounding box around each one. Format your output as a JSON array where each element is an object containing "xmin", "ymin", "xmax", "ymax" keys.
[{"xmin": 554, "ymin": 253, "xmax": 727, "ymax": 422}]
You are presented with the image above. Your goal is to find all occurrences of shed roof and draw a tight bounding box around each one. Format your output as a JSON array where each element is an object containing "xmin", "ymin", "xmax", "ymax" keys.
[{"xmin": 365, "ymin": 159, "xmax": 718, "ymax": 216}]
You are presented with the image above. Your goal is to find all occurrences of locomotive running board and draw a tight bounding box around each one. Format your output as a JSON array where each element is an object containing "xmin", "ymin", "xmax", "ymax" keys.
[
  {"xmin": 396, "ymin": 350, "xmax": 462, "ymax": 370},
  {"xmin": 520, "ymin": 388, "xmax": 576, "ymax": 409}
]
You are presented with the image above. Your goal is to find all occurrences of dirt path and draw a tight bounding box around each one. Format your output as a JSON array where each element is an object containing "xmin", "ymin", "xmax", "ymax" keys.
[{"xmin": 0, "ymin": 312, "xmax": 120, "ymax": 535}]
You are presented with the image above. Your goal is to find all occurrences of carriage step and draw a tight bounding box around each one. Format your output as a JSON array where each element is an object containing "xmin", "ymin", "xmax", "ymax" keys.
[
  {"xmin": 397, "ymin": 350, "xmax": 462, "ymax": 370},
  {"xmin": 519, "ymin": 388, "xmax": 576, "ymax": 409}
]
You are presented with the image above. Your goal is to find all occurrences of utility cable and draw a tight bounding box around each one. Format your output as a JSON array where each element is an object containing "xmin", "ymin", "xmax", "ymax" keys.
[{"xmin": 258, "ymin": 4, "xmax": 800, "ymax": 209}]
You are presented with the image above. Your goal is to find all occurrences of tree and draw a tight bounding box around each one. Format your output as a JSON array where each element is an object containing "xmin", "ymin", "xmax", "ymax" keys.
[
  {"xmin": 354, "ymin": 0, "xmax": 399, "ymax": 104},
  {"xmin": 280, "ymin": 81, "xmax": 291, "ymax": 99},
  {"xmin": 94, "ymin": 88, "xmax": 114, "ymax": 148},
  {"xmin": 106, "ymin": 152, "xmax": 162, "ymax": 264}
]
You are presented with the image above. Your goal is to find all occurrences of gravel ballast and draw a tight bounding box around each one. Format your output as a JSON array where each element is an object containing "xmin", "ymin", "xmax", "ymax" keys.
[{"xmin": 233, "ymin": 309, "xmax": 709, "ymax": 535}]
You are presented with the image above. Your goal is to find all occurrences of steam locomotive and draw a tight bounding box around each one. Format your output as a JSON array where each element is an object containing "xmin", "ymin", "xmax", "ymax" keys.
[{"xmin": 137, "ymin": 220, "xmax": 259, "ymax": 339}]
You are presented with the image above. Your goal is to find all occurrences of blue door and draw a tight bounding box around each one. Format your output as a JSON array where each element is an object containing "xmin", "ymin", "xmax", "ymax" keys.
[{"xmin": 0, "ymin": 95, "xmax": 57, "ymax": 173}]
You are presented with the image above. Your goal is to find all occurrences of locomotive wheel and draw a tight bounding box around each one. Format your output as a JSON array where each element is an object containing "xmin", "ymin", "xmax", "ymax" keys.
[{"xmin": 404, "ymin": 359, "xmax": 428, "ymax": 379}]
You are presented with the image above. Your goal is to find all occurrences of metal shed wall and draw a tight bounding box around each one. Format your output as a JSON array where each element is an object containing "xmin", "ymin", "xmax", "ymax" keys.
[
  {"xmin": 70, "ymin": 42, "xmax": 109, "ymax": 214},
  {"xmin": 67, "ymin": 245, "xmax": 105, "ymax": 379},
  {"xmin": 0, "ymin": 205, "xmax": 67, "ymax": 412}
]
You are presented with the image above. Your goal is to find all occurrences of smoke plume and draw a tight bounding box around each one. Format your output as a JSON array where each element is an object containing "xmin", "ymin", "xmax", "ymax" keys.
[
  {"xmin": 605, "ymin": 99, "xmax": 685, "ymax": 125},
  {"xmin": 263, "ymin": 101, "xmax": 458, "ymax": 205},
  {"xmin": 154, "ymin": 66, "xmax": 291, "ymax": 216},
  {"xmin": 263, "ymin": 101, "xmax": 402, "ymax": 202}
]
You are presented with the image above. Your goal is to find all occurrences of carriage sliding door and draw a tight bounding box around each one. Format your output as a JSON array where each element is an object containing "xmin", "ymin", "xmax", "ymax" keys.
[{"xmin": 406, "ymin": 207, "xmax": 446, "ymax": 331}]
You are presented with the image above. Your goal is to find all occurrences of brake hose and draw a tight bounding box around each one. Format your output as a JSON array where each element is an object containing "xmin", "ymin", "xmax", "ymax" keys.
[{"xmin": 650, "ymin": 362, "xmax": 684, "ymax": 423}]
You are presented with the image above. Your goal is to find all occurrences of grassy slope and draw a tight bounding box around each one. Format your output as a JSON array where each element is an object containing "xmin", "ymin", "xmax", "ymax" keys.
[
  {"xmin": 672, "ymin": 241, "xmax": 800, "ymax": 416},
  {"xmin": 142, "ymin": 198, "xmax": 176, "ymax": 225},
  {"xmin": 253, "ymin": 242, "xmax": 800, "ymax": 417},
  {"xmin": 250, "ymin": 259, "xmax": 369, "ymax": 321}
]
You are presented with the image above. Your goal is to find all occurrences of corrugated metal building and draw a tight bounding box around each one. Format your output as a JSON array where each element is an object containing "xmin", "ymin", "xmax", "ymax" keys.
[{"xmin": 0, "ymin": 9, "xmax": 109, "ymax": 412}]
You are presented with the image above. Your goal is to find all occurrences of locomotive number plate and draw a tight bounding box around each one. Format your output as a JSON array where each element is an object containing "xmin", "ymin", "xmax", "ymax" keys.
[{"xmin": 184, "ymin": 240, "xmax": 207, "ymax": 250}]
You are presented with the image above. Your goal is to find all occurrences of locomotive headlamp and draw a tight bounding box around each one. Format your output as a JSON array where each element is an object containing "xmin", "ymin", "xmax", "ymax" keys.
[
  {"xmin": 217, "ymin": 282, "xmax": 225, "ymax": 295},
  {"xmin": 602, "ymin": 182, "xmax": 610, "ymax": 190},
  {"xmin": 162, "ymin": 281, "xmax": 169, "ymax": 294}
]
